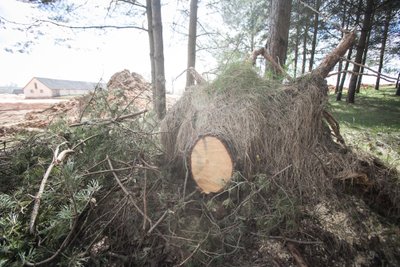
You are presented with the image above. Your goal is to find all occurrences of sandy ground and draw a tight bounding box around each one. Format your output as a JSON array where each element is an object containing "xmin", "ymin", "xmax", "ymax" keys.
[{"xmin": 0, "ymin": 94, "xmax": 68, "ymax": 127}]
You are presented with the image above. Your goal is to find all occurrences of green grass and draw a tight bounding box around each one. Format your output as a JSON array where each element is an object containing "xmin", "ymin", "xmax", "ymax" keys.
[{"xmin": 328, "ymin": 86, "xmax": 400, "ymax": 170}]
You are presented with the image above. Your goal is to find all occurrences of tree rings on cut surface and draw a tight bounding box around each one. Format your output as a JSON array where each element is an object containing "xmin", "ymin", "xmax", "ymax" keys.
[{"xmin": 190, "ymin": 135, "xmax": 233, "ymax": 194}]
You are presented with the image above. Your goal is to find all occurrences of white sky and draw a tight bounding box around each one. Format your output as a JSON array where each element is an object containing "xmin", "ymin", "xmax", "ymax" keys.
[{"xmin": 0, "ymin": 0, "xmax": 208, "ymax": 94}]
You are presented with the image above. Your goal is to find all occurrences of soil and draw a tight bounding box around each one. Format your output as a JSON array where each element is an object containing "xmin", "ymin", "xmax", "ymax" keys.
[{"xmin": 0, "ymin": 95, "xmax": 67, "ymax": 127}]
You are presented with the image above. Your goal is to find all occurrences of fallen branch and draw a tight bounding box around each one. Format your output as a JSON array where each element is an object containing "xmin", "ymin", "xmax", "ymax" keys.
[
  {"xmin": 327, "ymin": 70, "xmax": 397, "ymax": 83},
  {"xmin": 29, "ymin": 142, "xmax": 74, "ymax": 234},
  {"xmin": 339, "ymin": 57, "xmax": 398, "ymax": 82},
  {"xmin": 311, "ymin": 31, "xmax": 356, "ymax": 78},
  {"xmin": 69, "ymin": 109, "xmax": 147, "ymax": 127}
]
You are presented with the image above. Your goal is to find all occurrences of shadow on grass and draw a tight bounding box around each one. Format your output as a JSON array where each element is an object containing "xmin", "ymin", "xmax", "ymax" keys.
[{"xmin": 328, "ymin": 87, "xmax": 400, "ymax": 131}]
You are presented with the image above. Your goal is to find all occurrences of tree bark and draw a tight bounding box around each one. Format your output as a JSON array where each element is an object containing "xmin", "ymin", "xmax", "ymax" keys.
[
  {"xmin": 337, "ymin": 0, "xmax": 363, "ymax": 101},
  {"xmin": 347, "ymin": 0, "xmax": 374, "ymax": 103},
  {"xmin": 151, "ymin": 0, "xmax": 166, "ymax": 120},
  {"xmin": 186, "ymin": 0, "xmax": 198, "ymax": 88},
  {"xmin": 301, "ymin": 19, "xmax": 309, "ymax": 75},
  {"xmin": 335, "ymin": 0, "xmax": 347, "ymax": 94},
  {"xmin": 396, "ymin": 73, "xmax": 400, "ymax": 96},
  {"xmin": 308, "ymin": 0, "xmax": 321, "ymax": 72},
  {"xmin": 146, "ymin": 0, "xmax": 156, "ymax": 88},
  {"xmin": 375, "ymin": 9, "xmax": 391, "ymax": 90},
  {"xmin": 293, "ymin": 11, "xmax": 300, "ymax": 78},
  {"xmin": 266, "ymin": 0, "xmax": 292, "ymax": 78},
  {"xmin": 312, "ymin": 31, "xmax": 356, "ymax": 79},
  {"xmin": 336, "ymin": 48, "xmax": 352, "ymax": 101},
  {"xmin": 356, "ymin": 12, "xmax": 373, "ymax": 93}
]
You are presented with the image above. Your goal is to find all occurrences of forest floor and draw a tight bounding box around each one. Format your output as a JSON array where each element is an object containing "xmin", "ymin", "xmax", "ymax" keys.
[{"xmin": 329, "ymin": 86, "xmax": 400, "ymax": 172}]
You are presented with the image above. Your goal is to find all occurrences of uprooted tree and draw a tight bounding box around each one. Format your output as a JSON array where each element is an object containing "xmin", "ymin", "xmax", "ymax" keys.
[{"xmin": 162, "ymin": 31, "xmax": 363, "ymax": 194}]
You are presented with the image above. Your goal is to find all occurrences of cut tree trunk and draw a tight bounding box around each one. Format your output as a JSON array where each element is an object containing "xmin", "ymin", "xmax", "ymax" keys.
[{"xmin": 190, "ymin": 136, "xmax": 233, "ymax": 193}]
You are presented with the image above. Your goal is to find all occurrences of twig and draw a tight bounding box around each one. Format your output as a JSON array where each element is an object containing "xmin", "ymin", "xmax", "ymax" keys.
[
  {"xmin": 78, "ymin": 81, "xmax": 102, "ymax": 122},
  {"xmin": 251, "ymin": 47, "xmax": 293, "ymax": 81},
  {"xmin": 71, "ymin": 134, "xmax": 100, "ymax": 150},
  {"xmin": 250, "ymin": 232, "xmax": 323, "ymax": 245},
  {"xmin": 142, "ymin": 170, "xmax": 148, "ymax": 231},
  {"xmin": 29, "ymin": 142, "xmax": 74, "ymax": 234},
  {"xmin": 106, "ymin": 156, "xmax": 153, "ymax": 226},
  {"xmin": 147, "ymin": 209, "xmax": 172, "ymax": 235},
  {"xmin": 175, "ymin": 234, "xmax": 208, "ymax": 267}
]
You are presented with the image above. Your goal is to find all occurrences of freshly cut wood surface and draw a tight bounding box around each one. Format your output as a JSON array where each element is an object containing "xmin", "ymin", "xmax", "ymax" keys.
[{"xmin": 190, "ymin": 136, "xmax": 233, "ymax": 193}]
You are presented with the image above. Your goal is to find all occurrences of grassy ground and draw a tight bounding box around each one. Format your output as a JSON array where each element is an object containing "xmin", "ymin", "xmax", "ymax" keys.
[{"xmin": 328, "ymin": 86, "xmax": 400, "ymax": 171}]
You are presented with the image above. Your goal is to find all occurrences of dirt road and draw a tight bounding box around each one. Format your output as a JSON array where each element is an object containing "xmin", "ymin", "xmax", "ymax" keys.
[{"xmin": 0, "ymin": 94, "xmax": 67, "ymax": 127}]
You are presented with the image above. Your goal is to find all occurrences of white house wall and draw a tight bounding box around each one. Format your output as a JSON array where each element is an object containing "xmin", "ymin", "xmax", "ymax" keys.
[
  {"xmin": 23, "ymin": 79, "xmax": 53, "ymax": 99},
  {"xmin": 58, "ymin": 89, "xmax": 90, "ymax": 96}
]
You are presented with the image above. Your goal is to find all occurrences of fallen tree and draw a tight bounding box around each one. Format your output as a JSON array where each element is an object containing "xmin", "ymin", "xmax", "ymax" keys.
[{"xmin": 161, "ymin": 31, "xmax": 399, "ymax": 219}]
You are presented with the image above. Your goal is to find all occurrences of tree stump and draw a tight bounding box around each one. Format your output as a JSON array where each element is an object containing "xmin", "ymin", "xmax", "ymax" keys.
[{"xmin": 190, "ymin": 135, "xmax": 233, "ymax": 193}]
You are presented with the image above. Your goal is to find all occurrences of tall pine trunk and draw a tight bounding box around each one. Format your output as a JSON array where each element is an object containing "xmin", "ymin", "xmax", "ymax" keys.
[
  {"xmin": 266, "ymin": 0, "xmax": 292, "ymax": 78},
  {"xmin": 151, "ymin": 0, "xmax": 166, "ymax": 119},
  {"xmin": 308, "ymin": 0, "xmax": 321, "ymax": 72},
  {"xmin": 375, "ymin": 9, "xmax": 391, "ymax": 90},
  {"xmin": 396, "ymin": 73, "xmax": 400, "ymax": 96},
  {"xmin": 335, "ymin": 0, "xmax": 347, "ymax": 94},
  {"xmin": 146, "ymin": 0, "xmax": 155, "ymax": 89},
  {"xmin": 336, "ymin": 48, "xmax": 353, "ymax": 101},
  {"xmin": 301, "ymin": 20, "xmax": 309, "ymax": 75},
  {"xmin": 185, "ymin": 0, "xmax": 198, "ymax": 88},
  {"xmin": 293, "ymin": 6, "xmax": 300, "ymax": 78},
  {"xmin": 347, "ymin": 0, "xmax": 374, "ymax": 103},
  {"xmin": 337, "ymin": 0, "xmax": 363, "ymax": 101}
]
